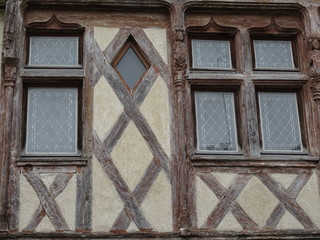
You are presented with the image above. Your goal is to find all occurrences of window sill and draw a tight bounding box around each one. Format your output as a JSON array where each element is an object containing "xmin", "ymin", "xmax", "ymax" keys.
[
  {"xmin": 191, "ymin": 154, "xmax": 319, "ymax": 168},
  {"xmin": 17, "ymin": 157, "xmax": 88, "ymax": 167},
  {"xmin": 21, "ymin": 68, "xmax": 85, "ymax": 78}
]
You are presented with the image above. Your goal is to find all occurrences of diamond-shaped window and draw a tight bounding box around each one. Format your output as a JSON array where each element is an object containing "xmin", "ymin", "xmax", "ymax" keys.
[{"xmin": 113, "ymin": 41, "xmax": 149, "ymax": 94}]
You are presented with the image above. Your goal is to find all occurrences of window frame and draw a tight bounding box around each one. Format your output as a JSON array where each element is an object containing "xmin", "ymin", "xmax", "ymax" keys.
[
  {"xmin": 112, "ymin": 38, "xmax": 150, "ymax": 95},
  {"xmin": 186, "ymin": 17, "xmax": 317, "ymax": 165},
  {"xmin": 17, "ymin": 15, "xmax": 87, "ymax": 166}
]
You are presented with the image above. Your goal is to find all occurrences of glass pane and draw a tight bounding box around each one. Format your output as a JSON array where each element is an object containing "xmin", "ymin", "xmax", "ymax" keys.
[
  {"xmin": 195, "ymin": 92, "xmax": 238, "ymax": 152},
  {"xmin": 29, "ymin": 36, "xmax": 79, "ymax": 67},
  {"xmin": 192, "ymin": 40, "xmax": 232, "ymax": 69},
  {"xmin": 259, "ymin": 92, "xmax": 302, "ymax": 152},
  {"xmin": 253, "ymin": 40, "xmax": 294, "ymax": 70},
  {"xmin": 26, "ymin": 88, "xmax": 78, "ymax": 154},
  {"xmin": 116, "ymin": 47, "xmax": 147, "ymax": 89}
]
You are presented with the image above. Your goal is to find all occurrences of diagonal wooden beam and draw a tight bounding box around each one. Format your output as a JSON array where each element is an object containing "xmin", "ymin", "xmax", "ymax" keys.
[
  {"xmin": 103, "ymin": 28, "xmax": 131, "ymax": 63},
  {"xmin": 93, "ymin": 133, "xmax": 152, "ymax": 231},
  {"xmin": 111, "ymin": 159, "xmax": 162, "ymax": 231},
  {"xmin": 103, "ymin": 65, "xmax": 158, "ymax": 152},
  {"xmin": 258, "ymin": 172, "xmax": 317, "ymax": 229},
  {"xmin": 198, "ymin": 173, "xmax": 258, "ymax": 230},
  {"xmin": 202, "ymin": 174, "xmax": 252, "ymax": 229},
  {"xmin": 129, "ymin": 27, "xmax": 170, "ymax": 87},
  {"xmin": 264, "ymin": 170, "xmax": 312, "ymax": 229},
  {"xmin": 22, "ymin": 172, "xmax": 69, "ymax": 231},
  {"xmin": 24, "ymin": 173, "xmax": 73, "ymax": 231},
  {"xmin": 93, "ymin": 42, "xmax": 171, "ymax": 181}
]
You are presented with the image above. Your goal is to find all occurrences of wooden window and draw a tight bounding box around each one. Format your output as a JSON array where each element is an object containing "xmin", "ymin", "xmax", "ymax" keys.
[
  {"xmin": 29, "ymin": 36, "xmax": 79, "ymax": 67},
  {"xmin": 112, "ymin": 39, "xmax": 150, "ymax": 94},
  {"xmin": 18, "ymin": 15, "xmax": 86, "ymax": 166},
  {"xmin": 195, "ymin": 91, "xmax": 238, "ymax": 152},
  {"xmin": 187, "ymin": 17, "xmax": 314, "ymax": 163},
  {"xmin": 191, "ymin": 39, "xmax": 232, "ymax": 69},
  {"xmin": 25, "ymin": 87, "xmax": 78, "ymax": 155},
  {"xmin": 258, "ymin": 91, "xmax": 303, "ymax": 153},
  {"xmin": 253, "ymin": 40, "xmax": 295, "ymax": 70}
]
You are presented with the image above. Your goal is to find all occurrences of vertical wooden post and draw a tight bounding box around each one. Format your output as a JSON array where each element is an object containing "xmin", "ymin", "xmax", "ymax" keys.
[
  {"xmin": 171, "ymin": 4, "xmax": 191, "ymax": 232},
  {"xmin": 0, "ymin": 0, "xmax": 18, "ymax": 232}
]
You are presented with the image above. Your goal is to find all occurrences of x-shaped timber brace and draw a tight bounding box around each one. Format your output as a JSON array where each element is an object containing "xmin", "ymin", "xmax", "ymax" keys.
[
  {"xmin": 22, "ymin": 172, "xmax": 73, "ymax": 231},
  {"xmin": 92, "ymin": 27, "xmax": 171, "ymax": 232},
  {"xmin": 197, "ymin": 169, "xmax": 315, "ymax": 230}
]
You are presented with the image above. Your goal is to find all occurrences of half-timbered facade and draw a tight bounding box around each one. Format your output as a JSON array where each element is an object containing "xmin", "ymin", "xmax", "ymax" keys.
[{"xmin": 1, "ymin": 0, "xmax": 320, "ymax": 239}]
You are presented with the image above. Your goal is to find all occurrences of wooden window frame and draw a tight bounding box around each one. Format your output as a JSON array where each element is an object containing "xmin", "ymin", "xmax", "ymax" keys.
[
  {"xmin": 18, "ymin": 78, "xmax": 87, "ymax": 166},
  {"xmin": 17, "ymin": 15, "xmax": 87, "ymax": 167},
  {"xmin": 112, "ymin": 38, "xmax": 150, "ymax": 95},
  {"xmin": 187, "ymin": 18, "xmax": 317, "ymax": 166}
]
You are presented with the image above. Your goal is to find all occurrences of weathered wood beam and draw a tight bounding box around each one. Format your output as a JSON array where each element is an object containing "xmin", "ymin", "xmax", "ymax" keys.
[{"xmin": 0, "ymin": 0, "xmax": 18, "ymax": 232}]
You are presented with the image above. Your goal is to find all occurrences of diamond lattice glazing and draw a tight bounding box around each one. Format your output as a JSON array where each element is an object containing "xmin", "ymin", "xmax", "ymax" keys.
[
  {"xmin": 195, "ymin": 92, "xmax": 237, "ymax": 152},
  {"xmin": 192, "ymin": 40, "xmax": 232, "ymax": 69},
  {"xmin": 254, "ymin": 40, "xmax": 294, "ymax": 70},
  {"xmin": 26, "ymin": 88, "xmax": 78, "ymax": 154},
  {"xmin": 259, "ymin": 92, "xmax": 302, "ymax": 151},
  {"xmin": 29, "ymin": 36, "xmax": 79, "ymax": 67}
]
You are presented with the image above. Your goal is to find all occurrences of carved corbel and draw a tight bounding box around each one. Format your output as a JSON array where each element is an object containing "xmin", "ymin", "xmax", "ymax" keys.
[
  {"xmin": 173, "ymin": 29, "xmax": 187, "ymax": 92},
  {"xmin": 3, "ymin": 58, "xmax": 17, "ymax": 88},
  {"xmin": 309, "ymin": 38, "xmax": 320, "ymax": 101}
]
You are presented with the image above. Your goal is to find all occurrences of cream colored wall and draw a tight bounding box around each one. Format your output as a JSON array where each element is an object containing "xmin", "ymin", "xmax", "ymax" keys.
[
  {"xmin": 91, "ymin": 27, "xmax": 172, "ymax": 232},
  {"xmin": 196, "ymin": 170, "xmax": 320, "ymax": 230}
]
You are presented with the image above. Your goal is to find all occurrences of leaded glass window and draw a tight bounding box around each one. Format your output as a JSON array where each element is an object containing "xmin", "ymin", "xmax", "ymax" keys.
[
  {"xmin": 192, "ymin": 40, "xmax": 232, "ymax": 69},
  {"xmin": 253, "ymin": 40, "xmax": 294, "ymax": 70},
  {"xmin": 259, "ymin": 92, "xmax": 302, "ymax": 152},
  {"xmin": 26, "ymin": 88, "xmax": 78, "ymax": 155},
  {"xmin": 29, "ymin": 36, "xmax": 79, "ymax": 67},
  {"xmin": 195, "ymin": 92, "xmax": 238, "ymax": 152}
]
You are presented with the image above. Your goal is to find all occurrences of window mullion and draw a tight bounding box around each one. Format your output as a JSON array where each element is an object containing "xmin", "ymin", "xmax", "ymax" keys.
[{"xmin": 243, "ymin": 80, "xmax": 260, "ymax": 157}]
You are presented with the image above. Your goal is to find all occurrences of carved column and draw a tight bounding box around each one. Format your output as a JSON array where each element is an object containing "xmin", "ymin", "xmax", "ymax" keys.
[
  {"xmin": 0, "ymin": 0, "xmax": 18, "ymax": 232},
  {"xmin": 171, "ymin": 3, "xmax": 191, "ymax": 232},
  {"xmin": 309, "ymin": 38, "xmax": 320, "ymax": 101}
]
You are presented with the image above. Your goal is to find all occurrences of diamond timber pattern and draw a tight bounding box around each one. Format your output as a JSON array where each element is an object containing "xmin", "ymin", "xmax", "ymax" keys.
[
  {"xmin": 196, "ymin": 169, "xmax": 317, "ymax": 230},
  {"xmin": 92, "ymin": 27, "xmax": 171, "ymax": 232}
]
